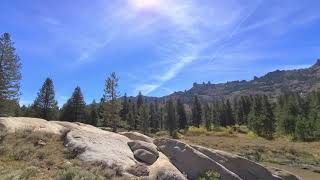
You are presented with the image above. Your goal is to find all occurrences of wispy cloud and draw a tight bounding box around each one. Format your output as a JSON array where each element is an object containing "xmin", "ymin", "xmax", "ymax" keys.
[
  {"xmin": 132, "ymin": 0, "xmax": 248, "ymax": 95},
  {"xmin": 29, "ymin": 0, "xmax": 320, "ymax": 97}
]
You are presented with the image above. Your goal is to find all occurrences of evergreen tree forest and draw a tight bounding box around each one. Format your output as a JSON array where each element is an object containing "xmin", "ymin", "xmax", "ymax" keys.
[{"xmin": 1, "ymin": 32, "xmax": 320, "ymax": 141}]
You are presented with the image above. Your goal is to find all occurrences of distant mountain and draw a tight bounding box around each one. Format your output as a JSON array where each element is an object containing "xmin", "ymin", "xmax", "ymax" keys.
[{"xmin": 135, "ymin": 59, "xmax": 320, "ymax": 104}]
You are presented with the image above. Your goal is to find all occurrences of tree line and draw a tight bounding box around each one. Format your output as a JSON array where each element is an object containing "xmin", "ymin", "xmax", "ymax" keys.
[{"xmin": 1, "ymin": 32, "xmax": 320, "ymax": 141}]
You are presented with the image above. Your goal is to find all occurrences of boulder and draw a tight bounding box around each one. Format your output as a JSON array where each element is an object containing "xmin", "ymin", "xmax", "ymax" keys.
[
  {"xmin": 134, "ymin": 149, "xmax": 158, "ymax": 165},
  {"xmin": 149, "ymin": 152, "xmax": 187, "ymax": 180},
  {"xmin": 128, "ymin": 140, "xmax": 159, "ymax": 157},
  {"xmin": 119, "ymin": 132, "xmax": 154, "ymax": 143},
  {"xmin": 192, "ymin": 145, "xmax": 276, "ymax": 180},
  {"xmin": 59, "ymin": 122, "xmax": 137, "ymax": 170},
  {"xmin": 0, "ymin": 117, "xmax": 65, "ymax": 135},
  {"xmin": 154, "ymin": 138, "xmax": 241, "ymax": 180}
]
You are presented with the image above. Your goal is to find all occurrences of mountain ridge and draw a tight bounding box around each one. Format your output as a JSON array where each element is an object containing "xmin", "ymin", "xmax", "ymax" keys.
[{"xmin": 137, "ymin": 59, "xmax": 320, "ymax": 104}]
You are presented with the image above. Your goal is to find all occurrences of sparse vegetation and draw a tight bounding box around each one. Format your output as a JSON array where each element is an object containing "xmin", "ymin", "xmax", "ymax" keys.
[
  {"xmin": 0, "ymin": 130, "xmax": 127, "ymax": 180},
  {"xmin": 180, "ymin": 131, "xmax": 320, "ymax": 180}
]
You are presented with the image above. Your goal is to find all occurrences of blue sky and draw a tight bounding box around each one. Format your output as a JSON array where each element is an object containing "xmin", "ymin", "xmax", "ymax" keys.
[{"xmin": 1, "ymin": 0, "xmax": 320, "ymax": 106}]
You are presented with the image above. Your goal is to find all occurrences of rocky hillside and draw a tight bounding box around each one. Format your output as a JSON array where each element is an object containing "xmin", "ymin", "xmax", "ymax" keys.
[
  {"xmin": 0, "ymin": 117, "xmax": 300, "ymax": 180},
  {"xmin": 142, "ymin": 59, "xmax": 320, "ymax": 104}
]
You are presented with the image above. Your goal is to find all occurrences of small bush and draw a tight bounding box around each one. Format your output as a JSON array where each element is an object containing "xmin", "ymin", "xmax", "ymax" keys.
[
  {"xmin": 2, "ymin": 166, "xmax": 39, "ymax": 180},
  {"xmin": 214, "ymin": 127, "xmax": 235, "ymax": 137},
  {"xmin": 10, "ymin": 144, "xmax": 34, "ymax": 160},
  {"xmin": 247, "ymin": 131, "xmax": 258, "ymax": 139},
  {"xmin": 57, "ymin": 166, "xmax": 104, "ymax": 180},
  {"xmin": 0, "ymin": 145, "xmax": 7, "ymax": 155},
  {"xmin": 199, "ymin": 170, "xmax": 221, "ymax": 180},
  {"xmin": 155, "ymin": 131, "xmax": 169, "ymax": 137},
  {"xmin": 65, "ymin": 146, "xmax": 86, "ymax": 159},
  {"xmin": 20, "ymin": 166, "xmax": 39, "ymax": 179},
  {"xmin": 186, "ymin": 126, "xmax": 210, "ymax": 136},
  {"xmin": 0, "ymin": 129, "xmax": 7, "ymax": 143},
  {"xmin": 127, "ymin": 163, "xmax": 149, "ymax": 177},
  {"xmin": 172, "ymin": 130, "xmax": 180, "ymax": 139}
]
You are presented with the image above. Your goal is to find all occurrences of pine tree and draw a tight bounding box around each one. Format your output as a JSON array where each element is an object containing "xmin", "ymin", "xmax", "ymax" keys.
[
  {"xmin": 33, "ymin": 78, "xmax": 59, "ymax": 120},
  {"xmin": 192, "ymin": 96, "xmax": 202, "ymax": 127},
  {"xmin": 89, "ymin": 100, "xmax": 98, "ymax": 126},
  {"xmin": 139, "ymin": 105, "xmax": 150, "ymax": 134},
  {"xmin": 97, "ymin": 97, "xmax": 105, "ymax": 120},
  {"xmin": 225, "ymin": 100, "xmax": 235, "ymax": 126},
  {"xmin": 149, "ymin": 103, "xmax": 158, "ymax": 132},
  {"xmin": 153, "ymin": 100, "xmax": 161, "ymax": 131},
  {"xmin": 212, "ymin": 102, "xmax": 220, "ymax": 126},
  {"xmin": 127, "ymin": 99, "xmax": 135, "ymax": 130},
  {"xmin": 276, "ymin": 93, "xmax": 300, "ymax": 135},
  {"xmin": 176, "ymin": 98, "xmax": 187, "ymax": 130},
  {"xmin": 248, "ymin": 96, "xmax": 263, "ymax": 136},
  {"xmin": 120, "ymin": 93, "xmax": 130, "ymax": 124},
  {"xmin": 0, "ymin": 33, "xmax": 22, "ymax": 116},
  {"xmin": 248, "ymin": 95, "xmax": 275, "ymax": 139},
  {"xmin": 137, "ymin": 91, "xmax": 144, "ymax": 109},
  {"xmin": 204, "ymin": 103, "xmax": 212, "ymax": 131},
  {"xmin": 103, "ymin": 72, "xmax": 121, "ymax": 132},
  {"xmin": 166, "ymin": 98, "xmax": 177, "ymax": 136},
  {"xmin": 132, "ymin": 102, "xmax": 139, "ymax": 130},
  {"xmin": 62, "ymin": 86, "xmax": 87, "ymax": 123},
  {"xmin": 159, "ymin": 106, "xmax": 165, "ymax": 130}
]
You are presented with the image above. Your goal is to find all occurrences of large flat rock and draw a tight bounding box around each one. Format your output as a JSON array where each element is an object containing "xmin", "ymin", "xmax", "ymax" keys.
[
  {"xmin": 192, "ymin": 145, "xmax": 276, "ymax": 180},
  {"xmin": 154, "ymin": 138, "xmax": 242, "ymax": 180}
]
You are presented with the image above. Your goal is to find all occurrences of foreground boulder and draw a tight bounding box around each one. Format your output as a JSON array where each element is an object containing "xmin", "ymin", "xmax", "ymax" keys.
[
  {"xmin": 128, "ymin": 140, "xmax": 159, "ymax": 157},
  {"xmin": 134, "ymin": 149, "xmax": 158, "ymax": 165},
  {"xmin": 128, "ymin": 140, "xmax": 159, "ymax": 165},
  {"xmin": 148, "ymin": 152, "xmax": 187, "ymax": 180},
  {"xmin": 57, "ymin": 121, "xmax": 137, "ymax": 170},
  {"xmin": 154, "ymin": 138, "xmax": 241, "ymax": 180}
]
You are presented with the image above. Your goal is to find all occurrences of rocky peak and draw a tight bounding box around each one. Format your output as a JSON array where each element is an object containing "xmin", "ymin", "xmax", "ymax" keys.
[
  {"xmin": 314, "ymin": 59, "xmax": 320, "ymax": 67},
  {"xmin": 310, "ymin": 59, "xmax": 320, "ymax": 70}
]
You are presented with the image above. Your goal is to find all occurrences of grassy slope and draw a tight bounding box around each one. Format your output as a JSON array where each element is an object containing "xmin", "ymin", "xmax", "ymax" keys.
[{"xmin": 0, "ymin": 130, "xmax": 126, "ymax": 180}]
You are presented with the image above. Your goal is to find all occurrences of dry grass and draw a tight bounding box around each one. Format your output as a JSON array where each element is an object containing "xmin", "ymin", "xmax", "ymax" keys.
[
  {"xmin": 179, "ymin": 130, "xmax": 320, "ymax": 180},
  {"xmin": 0, "ymin": 130, "xmax": 127, "ymax": 180}
]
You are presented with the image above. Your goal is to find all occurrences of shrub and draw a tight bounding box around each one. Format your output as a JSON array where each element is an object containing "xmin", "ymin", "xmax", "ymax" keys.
[
  {"xmin": 20, "ymin": 166, "xmax": 39, "ymax": 179},
  {"xmin": 155, "ymin": 131, "xmax": 169, "ymax": 137},
  {"xmin": 56, "ymin": 166, "xmax": 105, "ymax": 180},
  {"xmin": 1, "ymin": 166, "xmax": 39, "ymax": 180},
  {"xmin": 0, "ymin": 129, "xmax": 7, "ymax": 143},
  {"xmin": 199, "ymin": 170, "xmax": 221, "ymax": 180},
  {"xmin": 172, "ymin": 130, "xmax": 180, "ymax": 139},
  {"xmin": 247, "ymin": 131, "xmax": 258, "ymax": 139},
  {"xmin": 186, "ymin": 126, "xmax": 211, "ymax": 136},
  {"xmin": 0, "ymin": 145, "xmax": 6, "ymax": 155}
]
